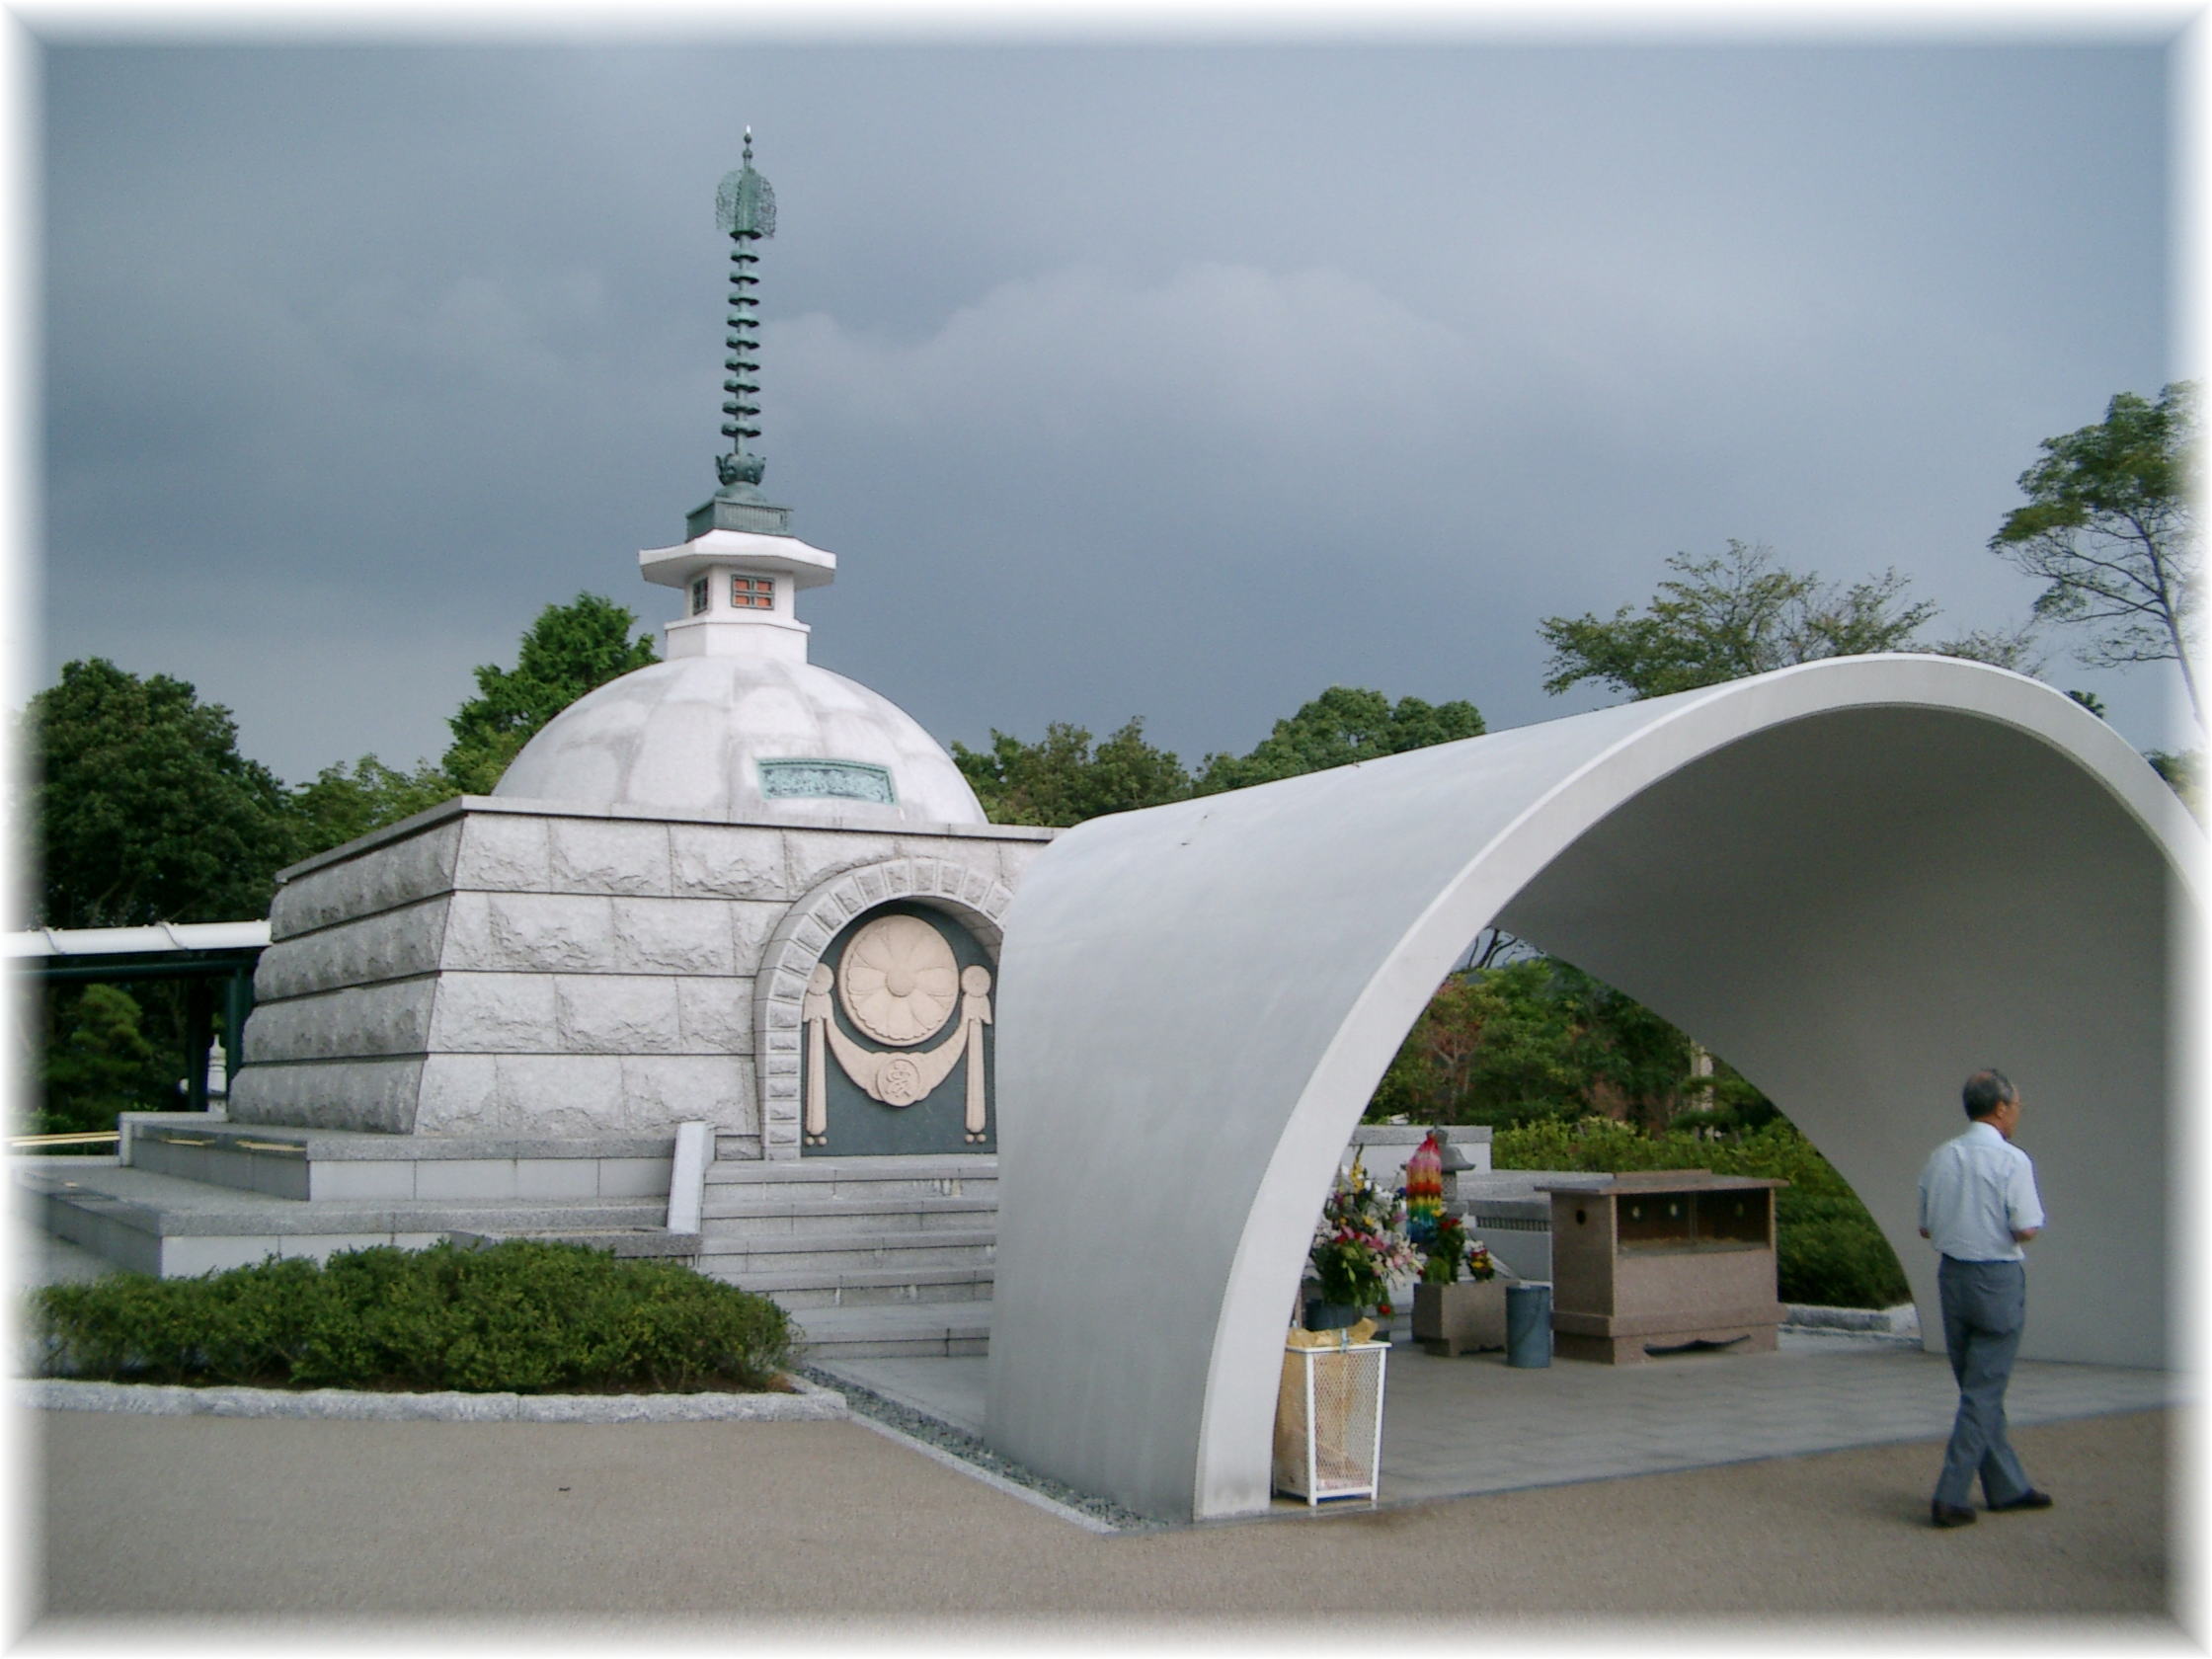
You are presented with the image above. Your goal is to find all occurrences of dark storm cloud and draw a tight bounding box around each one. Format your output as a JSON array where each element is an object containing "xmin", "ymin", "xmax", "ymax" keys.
[{"xmin": 37, "ymin": 38, "xmax": 2177, "ymax": 784}]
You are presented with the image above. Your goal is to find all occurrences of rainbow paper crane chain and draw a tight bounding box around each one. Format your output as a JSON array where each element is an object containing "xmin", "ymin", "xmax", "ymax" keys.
[{"xmin": 1402, "ymin": 1129, "xmax": 1445, "ymax": 1245}]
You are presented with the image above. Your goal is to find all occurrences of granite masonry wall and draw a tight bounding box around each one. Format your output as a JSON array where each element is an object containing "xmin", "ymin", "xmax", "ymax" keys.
[{"xmin": 229, "ymin": 797, "xmax": 1053, "ymax": 1156}]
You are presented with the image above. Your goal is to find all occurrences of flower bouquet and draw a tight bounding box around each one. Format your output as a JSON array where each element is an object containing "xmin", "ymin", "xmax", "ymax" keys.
[
  {"xmin": 1412, "ymin": 1212, "xmax": 1509, "ymax": 1355},
  {"xmin": 1305, "ymin": 1156, "xmax": 1419, "ymax": 1326},
  {"xmin": 1419, "ymin": 1213, "xmax": 1498, "ymax": 1285}
]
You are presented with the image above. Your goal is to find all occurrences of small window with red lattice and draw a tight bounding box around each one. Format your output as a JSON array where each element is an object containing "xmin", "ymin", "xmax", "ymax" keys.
[{"xmin": 731, "ymin": 575, "xmax": 774, "ymax": 610}]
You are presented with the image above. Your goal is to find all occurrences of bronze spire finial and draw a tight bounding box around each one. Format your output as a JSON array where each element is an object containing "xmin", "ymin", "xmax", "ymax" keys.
[{"xmin": 713, "ymin": 135, "xmax": 777, "ymax": 496}]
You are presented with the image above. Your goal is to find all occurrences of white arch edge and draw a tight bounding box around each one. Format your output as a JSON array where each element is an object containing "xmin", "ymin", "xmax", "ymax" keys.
[{"xmin": 1190, "ymin": 656, "xmax": 2202, "ymax": 1515}]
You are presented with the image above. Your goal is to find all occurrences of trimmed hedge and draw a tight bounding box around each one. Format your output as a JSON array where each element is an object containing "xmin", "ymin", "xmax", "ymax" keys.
[
  {"xmin": 29, "ymin": 1239, "xmax": 794, "ymax": 1393},
  {"xmin": 1490, "ymin": 1117, "xmax": 1911, "ymax": 1309}
]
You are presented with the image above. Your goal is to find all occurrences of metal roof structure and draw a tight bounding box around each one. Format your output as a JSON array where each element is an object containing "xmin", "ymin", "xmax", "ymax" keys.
[
  {"xmin": 5, "ymin": 921, "xmax": 271, "ymax": 962},
  {"xmin": 9, "ymin": 921, "xmax": 269, "ymax": 1110}
]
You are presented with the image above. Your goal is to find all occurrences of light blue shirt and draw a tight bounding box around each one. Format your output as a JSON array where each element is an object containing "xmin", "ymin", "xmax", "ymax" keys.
[{"xmin": 1918, "ymin": 1120, "xmax": 2045, "ymax": 1263}]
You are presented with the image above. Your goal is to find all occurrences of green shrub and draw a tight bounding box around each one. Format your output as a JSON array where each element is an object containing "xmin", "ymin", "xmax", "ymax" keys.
[
  {"xmin": 1773, "ymin": 1197, "xmax": 1912, "ymax": 1309},
  {"xmin": 1492, "ymin": 1117, "xmax": 1911, "ymax": 1309},
  {"xmin": 31, "ymin": 1239, "xmax": 794, "ymax": 1393}
]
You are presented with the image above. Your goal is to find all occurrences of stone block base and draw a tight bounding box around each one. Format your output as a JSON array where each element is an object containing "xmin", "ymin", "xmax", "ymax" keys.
[
  {"xmin": 1550, "ymin": 1317, "xmax": 1781, "ymax": 1365},
  {"xmin": 1411, "ymin": 1278, "xmax": 1509, "ymax": 1356}
]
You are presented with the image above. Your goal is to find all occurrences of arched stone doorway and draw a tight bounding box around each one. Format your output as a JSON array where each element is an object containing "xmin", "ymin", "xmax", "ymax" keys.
[
  {"xmin": 983, "ymin": 657, "xmax": 2200, "ymax": 1522},
  {"xmin": 753, "ymin": 857, "xmax": 1009, "ymax": 1161},
  {"xmin": 800, "ymin": 902, "xmax": 996, "ymax": 1155}
]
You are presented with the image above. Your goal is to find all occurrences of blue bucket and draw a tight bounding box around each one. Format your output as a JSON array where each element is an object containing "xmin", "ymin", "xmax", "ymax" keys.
[{"xmin": 1506, "ymin": 1283, "xmax": 1552, "ymax": 1368}]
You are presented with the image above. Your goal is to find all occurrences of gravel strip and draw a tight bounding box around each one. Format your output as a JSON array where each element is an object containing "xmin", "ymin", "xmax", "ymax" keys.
[
  {"xmin": 797, "ymin": 1364, "xmax": 1160, "ymax": 1533},
  {"xmin": 17, "ymin": 1374, "xmax": 848, "ymax": 1423}
]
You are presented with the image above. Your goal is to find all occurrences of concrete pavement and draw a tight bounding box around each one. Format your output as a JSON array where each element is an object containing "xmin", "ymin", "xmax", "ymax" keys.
[
  {"xmin": 17, "ymin": 1215, "xmax": 2189, "ymax": 1634},
  {"xmin": 828, "ymin": 1327, "xmax": 2179, "ymax": 1509},
  {"xmin": 25, "ymin": 1401, "xmax": 2179, "ymax": 1629}
]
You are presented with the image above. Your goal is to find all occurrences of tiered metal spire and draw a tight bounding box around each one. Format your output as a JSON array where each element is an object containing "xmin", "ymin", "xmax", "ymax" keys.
[{"xmin": 714, "ymin": 128, "xmax": 777, "ymax": 497}]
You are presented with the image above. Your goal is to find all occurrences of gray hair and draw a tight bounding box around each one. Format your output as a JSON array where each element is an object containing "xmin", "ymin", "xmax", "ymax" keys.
[{"xmin": 1962, "ymin": 1068, "xmax": 2017, "ymax": 1121}]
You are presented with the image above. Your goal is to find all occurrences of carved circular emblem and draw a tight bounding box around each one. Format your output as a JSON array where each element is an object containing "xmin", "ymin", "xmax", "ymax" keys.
[
  {"xmin": 837, "ymin": 913, "xmax": 960, "ymax": 1046},
  {"xmin": 875, "ymin": 1055, "xmax": 925, "ymax": 1105}
]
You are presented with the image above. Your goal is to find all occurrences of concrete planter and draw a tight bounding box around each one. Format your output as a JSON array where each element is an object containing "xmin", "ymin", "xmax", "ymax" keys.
[{"xmin": 1412, "ymin": 1277, "xmax": 1507, "ymax": 1356}]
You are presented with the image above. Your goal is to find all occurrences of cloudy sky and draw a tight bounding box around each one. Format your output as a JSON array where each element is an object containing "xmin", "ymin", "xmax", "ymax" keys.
[{"xmin": 29, "ymin": 22, "xmax": 2189, "ymax": 789}]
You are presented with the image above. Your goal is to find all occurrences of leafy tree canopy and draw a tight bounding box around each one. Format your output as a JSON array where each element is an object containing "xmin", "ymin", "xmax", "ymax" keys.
[
  {"xmin": 1196, "ymin": 685, "xmax": 1485, "ymax": 793},
  {"xmin": 1539, "ymin": 540, "xmax": 1944, "ymax": 702},
  {"xmin": 442, "ymin": 593, "xmax": 659, "ymax": 793},
  {"xmin": 287, "ymin": 754, "xmax": 461, "ymax": 861},
  {"xmin": 1366, "ymin": 956, "xmax": 1769, "ymax": 1132},
  {"xmin": 954, "ymin": 685, "xmax": 1487, "ymax": 829},
  {"xmin": 1368, "ymin": 960, "xmax": 1582, "ymax": 1128},
  {"xmin": 1545, "ymin": 961, "xmax": 1702, "ymax": 1129},
  {"xmin": 31, "ymin": 984, "xmax": 175, "ymax": 1136},
  {"xmin": 1933, "ymin": 624, "xmax": 2049, "ymax": 677},
  {"xmin": 2147, "ymin": 749, "xmax": 2203, "ymax": 824},
  {"xmin": 952, "ymin": 718, "xmax": 1193, "ymax": 828},
  {"xmin": 28, "ymin": 658, "xmax": 293, "ymax": 927},
  {"xmin": 1990, "ymin": 382, "xmax": 2198, "ymax": 726}
]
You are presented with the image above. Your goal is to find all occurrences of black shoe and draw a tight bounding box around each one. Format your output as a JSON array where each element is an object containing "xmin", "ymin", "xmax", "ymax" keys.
[
  {"xmin": 1990, "ymin": 1489, "xmax": 2053, "ymax": 1512},
  {"xmin": 1932, "ymin": 1501, "xmax": 1977, "ymax": 1528}
]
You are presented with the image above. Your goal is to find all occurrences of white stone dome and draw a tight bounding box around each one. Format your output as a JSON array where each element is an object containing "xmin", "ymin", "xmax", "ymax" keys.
[{"xmin": 494, "ymin": 655, "xmax": 987, "ymax": 827}]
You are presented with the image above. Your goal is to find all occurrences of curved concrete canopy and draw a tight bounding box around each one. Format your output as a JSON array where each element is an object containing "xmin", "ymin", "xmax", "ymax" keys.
[{"xmin": 983, "ymin": 656, "xmax": 2200, "ymax": 1523}]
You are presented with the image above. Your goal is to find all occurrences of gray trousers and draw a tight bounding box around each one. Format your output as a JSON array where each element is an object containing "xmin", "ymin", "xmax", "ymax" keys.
[{"xmin": 1935, "ymin": 1255, "xmax": 2033, "ymax": 1508}]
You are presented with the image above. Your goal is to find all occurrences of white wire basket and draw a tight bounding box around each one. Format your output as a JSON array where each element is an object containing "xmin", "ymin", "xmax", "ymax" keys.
[{"xmin": 1272, "ymin": 1338, "xmax": 1387, "ymax": 1505}]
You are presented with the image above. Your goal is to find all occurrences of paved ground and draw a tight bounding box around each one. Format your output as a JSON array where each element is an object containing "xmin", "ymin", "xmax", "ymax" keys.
[
  {"xmin": 17, "ymin": 1221, "xmax": 2191, "ymax": 1639},
  {"xmin": 22, "ymin": 1403, "xmax": 2181, "ymax": 1635},
  {"xmin": 829, "ymin": 1332, "xmax": 2179, "ymax": 1507}
]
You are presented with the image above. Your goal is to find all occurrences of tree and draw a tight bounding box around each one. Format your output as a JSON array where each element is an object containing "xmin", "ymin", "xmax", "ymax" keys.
[
  {"xmin": 27, "ymin": 658, "xmax": 294, "ymax": 928},
  {"xmin": 1365, "ymin": 956, "xmax": 1757, "ymax": 1130},
  {"xmin": 1196, "ymin": 685, "xmax": 1485, "ymax": 793},
  {"xmin": 952, "ymin": 719, "xmax": 1193, "ymax": 828},
  {"xmin": 1547, "ymin": 961, "xmax": 1701, "ymax": 1133},
  {"xmin": 287, "ymin": 754, "xmax": 460, "ymax": 860},
  {"xmin": 954, "ymin": 685, "xmax": 1490, "ymax": 829},
  {"xmin": 30, "ymin": 984, "xmax": 174, "ymax": 1135},
  {"xmin": 1540, "ymin": 540, "xmax": 1940, "ymax": 702},
  {"xmin": 1990, "ymin": 383, "xmax": 2198, "ymax": 727},
  {"xmin": 2147, "ymin": 750, "xmax": 2203, "ymax": 824},
  {"xmin": 290, "ymin": 592, "xmax": 660, "ymax": 853},
  {"xmin": 442, "ymin": 593, "xmax": 660, "ymax": 793},
  {"xmin": 1924, "ymin": 623, "xmax": 2048, "ymax": 677},
  {"xmin": 1368, "ymin": 961, "xmax": 1584, "ymax": 1127}
]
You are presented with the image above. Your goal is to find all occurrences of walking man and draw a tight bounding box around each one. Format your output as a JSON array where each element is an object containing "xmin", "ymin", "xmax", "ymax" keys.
[{"xmin": 1918, "ymin": 1067, "xmax": 2053, "ymax": 1529}]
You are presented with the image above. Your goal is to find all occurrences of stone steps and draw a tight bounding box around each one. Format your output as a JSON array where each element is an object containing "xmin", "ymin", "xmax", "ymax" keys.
[
  {"xmin": 19, "ymin": 1136, "xmax": 1004, "ymax": 1361},
  {"xmin": 696, "ymin": 1227, "xmax": 997, "ymax": 1277},
  {"xmin": 705, "ymin": 1152, "xmax": 995, "ymax": 1198},
  {"xmin": 726, "ymin": 1264, "xmax": 994, "ymax": 1309},
  {"xmin": 697, "ymin": 1152, "xmax": 998, "ymax": 1358},
  {"xmin": 699, "ymin": 1194, "xmax": 997, "ymax": 1227},
  {"xmin": 122, "ymin": 1114, "xmax": 677, "ymax": 1205},
  {"xmin": 784, "ymin": 1301, "xmax": 992, "ymax": 1360},
  {"xmin": 17, "ymin": 1158, "xmax": 670, "ymax": 1279}
]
